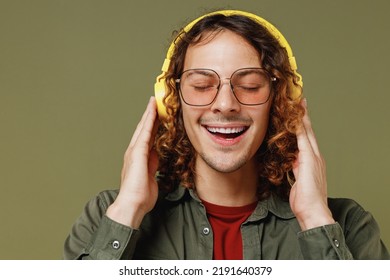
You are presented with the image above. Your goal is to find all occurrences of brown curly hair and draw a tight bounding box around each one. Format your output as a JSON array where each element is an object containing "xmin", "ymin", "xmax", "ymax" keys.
[{"xmin": 155, "ymin": 13, "xmax": 304, "ymax": 200}]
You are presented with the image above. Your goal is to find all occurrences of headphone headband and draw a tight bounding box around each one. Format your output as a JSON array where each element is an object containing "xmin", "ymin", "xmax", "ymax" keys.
[
  {"xmin": 155, "ymin": 10, "xmax": 303, "ymax": 118},
  {"xmin": 162, "ymin": 10, "xmax": 297, "ymax": 72}
]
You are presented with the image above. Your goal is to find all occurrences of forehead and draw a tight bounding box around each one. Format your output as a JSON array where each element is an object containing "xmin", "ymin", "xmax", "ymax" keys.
[{"xmin": 183, "ymin": 30, "xmax": 261, "ymax": 75}]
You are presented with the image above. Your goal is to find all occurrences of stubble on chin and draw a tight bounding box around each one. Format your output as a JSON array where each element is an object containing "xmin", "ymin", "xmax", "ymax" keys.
[{"xmin": 198, "ymin": 151, "xmax": 249, "ymax": 174}]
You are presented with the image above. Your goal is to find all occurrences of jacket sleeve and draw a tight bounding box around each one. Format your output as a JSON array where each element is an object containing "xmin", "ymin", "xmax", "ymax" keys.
[
  {"xmin": 297, "ymin": 223, "xmax": 353, "ymax": 259},
  {"xmin": 63, "ymin": 191, "xmax": 140, "ymax": 260},
  {"xmin": 297, "ymin": 199, "xmax": 389, "ymax": 260},
  {"xmin": 340, "ymin": 200, "xmax": 389, "ymax": 260}
]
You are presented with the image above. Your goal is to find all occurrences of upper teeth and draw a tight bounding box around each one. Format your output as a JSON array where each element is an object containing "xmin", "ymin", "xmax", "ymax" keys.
[{"xmin": 206, "ymin": 127, "xmax": 246, "ymax": 134}]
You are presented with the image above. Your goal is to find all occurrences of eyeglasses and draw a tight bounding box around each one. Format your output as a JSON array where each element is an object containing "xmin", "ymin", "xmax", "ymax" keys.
[{"xmin": 176, "ymin": 68, "xmax": 276, "ymax": 106}]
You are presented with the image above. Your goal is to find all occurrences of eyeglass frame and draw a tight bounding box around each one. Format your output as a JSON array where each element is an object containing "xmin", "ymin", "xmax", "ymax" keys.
[{"xmin": 175, "ymin": 67, "xmax": 277, "ymax": 107}]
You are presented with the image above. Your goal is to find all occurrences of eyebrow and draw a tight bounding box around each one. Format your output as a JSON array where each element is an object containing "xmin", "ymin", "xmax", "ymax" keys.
[
  {"xmin": 185, "ymin": 69, "xmax": 216, "ymax": 77},
  {"xmin": 233, "ymin": 68, "xmax": 264, "ymax": 77}
]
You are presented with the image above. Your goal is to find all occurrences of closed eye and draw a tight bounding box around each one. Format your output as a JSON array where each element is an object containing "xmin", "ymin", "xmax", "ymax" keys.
[
  {"xmin": 235, "ymin": 85, "xmax": 262, "ymax": 92},
  {"xmin": 192, "ymin": 85, "xmax": 216, "ymax": 92}
]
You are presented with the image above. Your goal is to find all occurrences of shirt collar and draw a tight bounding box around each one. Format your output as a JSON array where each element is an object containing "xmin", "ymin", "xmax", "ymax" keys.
[
  {"xmin": 164, "ymin": 185, "xmax": 295, "ymax": 220},
  {"xmin": 164, "ymin": 185, "xmax": 188, "ymax": 201},
  {"xmin": 248, "ymin": 193, "xmax": 295, "ymax": 222}
]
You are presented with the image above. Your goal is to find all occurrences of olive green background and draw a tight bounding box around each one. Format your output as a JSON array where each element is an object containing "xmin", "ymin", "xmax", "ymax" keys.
[{"xmin": 1, "ymin": 0, "xmax": 389, "ymax": 259}]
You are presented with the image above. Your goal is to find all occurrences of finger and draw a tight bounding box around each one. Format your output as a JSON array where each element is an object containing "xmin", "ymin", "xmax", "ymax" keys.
[
  {"xmin": 149, "ymin": 113, "xmax": 160, "ymax": 151},
  {"xmin": 296, "ymin": 115, "xmax": 313, "ymax": 156},
  {"xmin": 133, "ymin": 97, "xmax": 158, "ymax": 150},
  {"xmin": 122, "ymin": 97, "xmax": 157, "ymax": 181},
  {"xmin": 291, "ymin": 154, "xmax": 299, "ymax": 182},
  {"xmin": 148, "ymin": 148, "xmax": 159, "ymax": 177},
  {"xmin": 301, "ymin": 98, "xmax": 321, "ymax": 156},
  {"xmin": 128, "ymin": 96, "xmax": 157, "ymax": 150}
]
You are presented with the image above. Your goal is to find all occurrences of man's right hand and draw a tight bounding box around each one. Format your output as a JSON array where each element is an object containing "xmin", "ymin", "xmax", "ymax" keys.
[{"xmin": 106, "ymin": 96, "xmax": 160, "ymax": 229}]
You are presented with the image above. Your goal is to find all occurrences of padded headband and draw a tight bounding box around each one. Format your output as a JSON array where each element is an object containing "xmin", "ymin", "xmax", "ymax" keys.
[{"xmin": 155, "ymin": 10, "xmax": 303, "ymax": 118}]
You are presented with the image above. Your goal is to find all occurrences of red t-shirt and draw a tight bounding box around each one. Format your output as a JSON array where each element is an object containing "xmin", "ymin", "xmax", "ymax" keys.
[{"xmin": 202, "ymin": 200, "xmax": 258, "ymax": 260}]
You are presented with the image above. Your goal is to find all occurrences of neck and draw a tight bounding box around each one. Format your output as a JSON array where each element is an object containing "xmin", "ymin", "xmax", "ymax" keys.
[{"xmin": 194, "ymin": 158, "xmax": 259, "ymax": 207}]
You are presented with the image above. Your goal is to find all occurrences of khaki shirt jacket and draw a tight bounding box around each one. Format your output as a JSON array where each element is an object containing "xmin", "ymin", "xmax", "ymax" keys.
[{"xmin": 64, "ymin": 186, "xmax": 389, "ymax": 260}]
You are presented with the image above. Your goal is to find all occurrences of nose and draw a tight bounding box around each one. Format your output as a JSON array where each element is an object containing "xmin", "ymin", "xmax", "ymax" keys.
[{"xmin": 210, "ymin": 78, "xmax": 241, "ymax": 113}]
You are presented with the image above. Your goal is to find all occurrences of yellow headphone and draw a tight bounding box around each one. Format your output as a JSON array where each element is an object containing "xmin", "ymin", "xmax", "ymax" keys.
[{"xmin": 154, "ymin": 10, "xmax": 303, "ymax": 118}]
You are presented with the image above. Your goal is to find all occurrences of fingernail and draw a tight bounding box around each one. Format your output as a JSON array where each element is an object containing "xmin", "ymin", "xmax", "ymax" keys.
[{"xmin": 148, "ymin": 96, "xmax": 155, "ymax": 105}]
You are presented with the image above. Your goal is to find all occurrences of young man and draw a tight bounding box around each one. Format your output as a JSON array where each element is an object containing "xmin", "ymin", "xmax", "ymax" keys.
[{"xmin": 64, "ymin": 10, "xmax": 389, "ymax": 259}]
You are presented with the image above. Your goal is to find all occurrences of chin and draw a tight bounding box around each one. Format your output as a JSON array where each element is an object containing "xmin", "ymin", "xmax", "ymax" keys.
[{"xmin": 199, "ymin": 152, "xmax": 250, "ymax": 173}]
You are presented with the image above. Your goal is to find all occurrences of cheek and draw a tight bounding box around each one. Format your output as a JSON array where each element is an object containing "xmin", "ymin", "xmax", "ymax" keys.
[
  {"xmin": 181, "ymin": 106, "xmax": 191, "ymax": 130},
  {"xmin": 181, "ymin": 106, "xmax": 200, "ymax": 141},
  {"xmin": 252, "ymin": 107, "xmax": 272, "ymax": 141}
]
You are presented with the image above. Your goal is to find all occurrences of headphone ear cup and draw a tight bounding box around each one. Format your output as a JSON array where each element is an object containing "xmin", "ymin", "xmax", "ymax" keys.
[
  {"xmin": 290, "ymin": 82, "xmax": 303, "ymax": 100},
  {"xmin": 289, "ymin": 71, "xmax": 303, "ymax": 100},
  {"xmin": 290, "ymin": 84, "xmax": 302, "ymax": 100},
  {"xmin": 154, "ymin": 79, "xmax": 168, "ymax": 119}
]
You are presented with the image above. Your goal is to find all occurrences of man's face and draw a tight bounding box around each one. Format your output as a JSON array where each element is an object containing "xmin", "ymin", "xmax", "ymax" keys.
[{"xmin": 181, "ymin": 30, "xmax": 272, "ymax": 174}]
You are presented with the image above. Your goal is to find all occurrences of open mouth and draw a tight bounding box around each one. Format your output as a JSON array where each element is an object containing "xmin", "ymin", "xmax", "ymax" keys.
[{"xmin": 204, "ymin": 126, "xmax": 249, "ymax": 139}]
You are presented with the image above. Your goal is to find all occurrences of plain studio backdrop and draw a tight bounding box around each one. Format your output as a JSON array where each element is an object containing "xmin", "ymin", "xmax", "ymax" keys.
[{"xmin": 0, "ymin": 0, "xmax": 389, "ymax": 259}]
